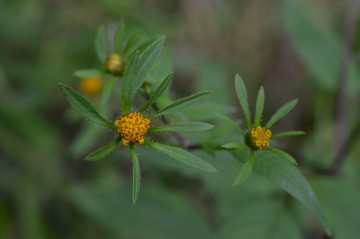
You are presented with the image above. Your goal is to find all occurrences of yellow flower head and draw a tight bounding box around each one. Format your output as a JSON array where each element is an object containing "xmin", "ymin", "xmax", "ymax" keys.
[
  {"xmin": 105, "ymin": 54, "xmax": 124, "ymax": 75},
  {"xmin": 81, "ymin": 76, "xmax": 103, "ymax": 95},
  {"xmin": 246, "ymin": 126, "xmax": 271, "ymax": 150},
  {"xmin": 115, "ymin": 112, "xmax": 150, "ymax": 145}
]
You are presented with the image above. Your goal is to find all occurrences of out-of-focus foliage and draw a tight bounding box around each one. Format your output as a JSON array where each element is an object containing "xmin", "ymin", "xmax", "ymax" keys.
[{"xmin": 1, "ymin": 0, "xmax": 360, "ymax": 238}]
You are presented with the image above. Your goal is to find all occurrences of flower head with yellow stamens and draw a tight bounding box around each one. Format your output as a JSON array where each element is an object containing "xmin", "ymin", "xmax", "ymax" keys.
[
  {"xmin": 246, "ymin": 126, "xmax": 271, "ymax": 150},
  {"xmin": 115, "ymin": 112, "xmax": 150, "ymax": 145},
  {"xmin": 219, "ymin": 74, "xmax": 304, "ymax": 185}
]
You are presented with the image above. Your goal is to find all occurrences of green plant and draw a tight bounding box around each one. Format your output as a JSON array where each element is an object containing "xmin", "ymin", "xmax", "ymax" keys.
[{"xmin": 59, "ymin": 22, "xmax": 331, "ymax": 236}]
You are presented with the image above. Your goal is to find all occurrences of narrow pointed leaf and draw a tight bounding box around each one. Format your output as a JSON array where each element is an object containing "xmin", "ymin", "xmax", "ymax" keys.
[
  {"xmin": 121, "ymin": 37, "xmax": 165, "ymax": 115},
  {"xmin": 266, "ymin": 99, "xmax": 298, "ymax": 128},
  {"xmin": 148, "ymin": 122, "xmax": 213, "ymax": 133},
  {"xmin": 231, "ymin": 149, "xmax": 331, "ymax": 235},
  {"xmin": 271, "ymin": 131, "xmax": 305, "ymax": 139},
  {"xmin": 58, "ymin": 83, "xmax": 117, "ymax": 130},
  {"xmin": 74, "ymin": 69, "xmax": 105, "ymax": 78},
  {"xmin": 263, "ymin": 147, "xmax": 297, "ymax": 165},
  {"xmin": 114, "ymin": 22, "xmax": 126, "ymax": 54},
  {"xmin": 85, "ymin": 136, "xmax": 121, "ymax": 161},
  {"xmin": 213, "ymin": 112, "xmax": 245, "ymax": 136},
  {"xmin": 254, "ymin": 86, "xmax": 265, "ymax": 127},
  {"xmin": 233, "ymin": 150, "xmax": 255, "ymax": 185},
  {"xmin": 139, "ymin": 73, "xmax": 173, "ymax": 113},
  {"xmin": 150, "ymin": 91, "xmax": 211, "ymax": 118},
  {"xmin": 145, "ymin": 139, "xmax": 217, "ymax": 173},
  {"xmin": 129, "ymin": 143, "xmax": 141, "ymax": 204},
  {"xmin": 221, "ymin": 142, "xmax": 248, "ymax": 149},
  {"xmin": 235, "ymin": 74, "xmax": 251, "ymax": 130},
  {"xmin": 95, "ymin": 25, "xmax": 107, "ymax": 63},
  {"xmin": 101, "ymin": 77, "xmax": 117, "ymax": 105},
  {"xmin": 123, "ymin": 31, "xmax": 143, "ymax": 56}
]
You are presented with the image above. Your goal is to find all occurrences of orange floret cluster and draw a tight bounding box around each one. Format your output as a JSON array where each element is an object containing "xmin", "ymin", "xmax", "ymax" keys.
[
  {"xmin": 80, "ymin": 77, "xmax": 103, "ymax": 95},
  {"xmin": 115, "ymin": 112, "xmax": 150, "ymax": 145},
  {"xmin": 247, "ymin": 126, "xmax": 271, "ymax": 149}
]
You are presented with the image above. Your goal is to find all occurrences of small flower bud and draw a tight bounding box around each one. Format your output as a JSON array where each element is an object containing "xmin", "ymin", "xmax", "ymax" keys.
[
  {"xmin": 105, "ymin": 54, "xmax": 124, "ymax": 75},
  {"xmin": 80, "ymin": 76, "xmax": 103, "ymax": 95}
]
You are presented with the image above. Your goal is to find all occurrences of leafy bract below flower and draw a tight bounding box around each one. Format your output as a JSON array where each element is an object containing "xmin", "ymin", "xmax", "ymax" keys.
[
  {"xmin": 216, "ymin": 74, "xmax": 305, "ymax": 185},
  {"xmin": 59, "ymin": 36, "xmax": 216, "ymax": 204}
]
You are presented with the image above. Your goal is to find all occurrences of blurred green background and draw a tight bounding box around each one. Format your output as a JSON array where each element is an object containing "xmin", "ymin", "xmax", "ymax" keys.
[{"xmin": 1, "ymin": 0, "xmax": 360, "ymax": 238}]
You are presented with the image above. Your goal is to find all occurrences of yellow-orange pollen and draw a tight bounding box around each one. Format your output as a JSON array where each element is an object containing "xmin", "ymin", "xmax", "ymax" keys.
[
  {"xmin": 248, "ymin": 126, "xmax": 271, "ymax": 149},
  {"xmin": 114, "ymin": 112, "xmax": 150, "ymax": 145}
]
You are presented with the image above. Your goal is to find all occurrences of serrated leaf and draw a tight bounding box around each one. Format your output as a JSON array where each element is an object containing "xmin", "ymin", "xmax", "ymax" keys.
[
  {"xmin": 213, "ymin": 112, "xmax": 245, "ymax": 136},
  {"xmin": 221, "ymin": 142, "xmax": 248, "ymax": 149},
  {"xmin": 121, "ymin": 37, "xmax": 165, "ymax": 115},
  {"xmin": 85, "ymin": 136, "xmax": 121, "ymax": 161},
  {"xmin": 101, "ymin": 77, "xmax": 117, "ymax": 105},
  {"xmin": 148, "ymin": 122, "xmax": 213, "ymax": 133},
  {"xmin": 58, "ymin": 83, "xmax": 117, "ymax": 130},
  {"xmin": 231, "ymin": 149, "xmax": 331, "ymax": 236},
  {"xmin": 263, "ymin": 147, "xmax": 297, "ymax": 165},
  {"xmin": 254, "ymin": 86, "xmax": 265, "ymax": 127},
  {"xmin": 266, "ymin": 99, "xmax": 298, "ymax": 128},
  {"xmin": 145, "ymin": 139, "xmax": 217, "ymax": 173},
  {"xmin": 73, "ymin": 69, "xmax": 105, "ymax": 78},
  {"xmin": 233, "ymin": 150, "xmax": 254, "ymax": 185},
  {"xmin": 271, "ymin": 131, "xmax": 305, "ymax": 139},
  {"xmin": 114, "ymin": 22, "xmax": 126, "ymax": 54},
  {"xmin": 150, "ymin": 91, "xmax": 211, "ymax": 118},
  {"xmin": 95, "ymin": 25, "xmax": 107, "ymax": 63},
  {"xmin": 235, "ymin": 74, "xmax": 251, "ymax": 131},
  {"xmin": 129, "ymin": 143, "xmax": 141, "ymax": 204},
  {"xmin": 139, "ymin": 73, "xmax": 173, "ymax": 113}
]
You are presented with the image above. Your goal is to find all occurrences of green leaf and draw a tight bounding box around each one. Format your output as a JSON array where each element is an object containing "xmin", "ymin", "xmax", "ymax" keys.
[
  {"xmin": 235, "ymin": 74, "xmax": 251, "ymax": 131},
  {"xmin": 145, "ymin": 139, "xmax": 217, "ymax": 173},
  {"xmin": 139, "ymin": 73, "xmax": 173, "ymax": 113},
  {"xmin": 73, "ymin": 69, "xmax": 105, "ymax": 78},
  {"xmin": 148, "ymin": 122, "xmax": 213, "ymax": 133},
  {"xmin": 271, "ymin": 131, "xmax": 305, "ymax": 139},
  {"xmin": 58, "ymin": 83, "xmax": 117, "ymax": 130},
  {"xmin": 150, "ymin": 91, "xmax": 212, "ymax": 118},
  {"xmin": 213, "ymin": 112, "xmax": 245, "ymax": 136},
  {"xmin": 101, "ymin": 77, "xmax": 117, "ymax": 105},
  {"xmin": 123, "ymin": 31, "xmax": 143, "ymax": 56},
  {"xmin": 221, "ymin": 142, "xmax": 248, "ymax": 149},
  {"xmin": 95, "ymin": 25, "xmax": 107, "ymax": 63},
  {"xmin": 85, "ymin": 136, "xmax": 121, "ymax": 161},
  {"xmin": 231, "ymin": 149, "xmax": 331, "ymax": 235},
  {"xmin": 254, "ymin": 86, "xmax": 265, "ymax": 127},
  {"xmin": 266, "ymin": 99, "xmax": 298, "ymax": 128},
  {"xmin": 233, "ymin": 150, "xmax": 255, "ymax": 185},
  {"xmin": 263, "ymin": 147, "xmax": 297, "ymax": 165},
  {"xmin": 121, "ymin": 37, "xmax": 165, "ymax": 115},
  {"xmin": 114, "ymin": 22, "xmax": 126, "ymax": 54},
  {"xmin": 129, "ymin": 143, "xmax": 141, "ymax": 204}
]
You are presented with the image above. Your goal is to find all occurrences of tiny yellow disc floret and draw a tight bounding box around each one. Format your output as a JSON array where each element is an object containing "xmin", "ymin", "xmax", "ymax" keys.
[
  {"xmin": 115, "ymin": 112, "xmax": 150, "ymax": 145},
  {"xmin": 246, "ymin": 126, "xmax": 271, "ymax": 149}
]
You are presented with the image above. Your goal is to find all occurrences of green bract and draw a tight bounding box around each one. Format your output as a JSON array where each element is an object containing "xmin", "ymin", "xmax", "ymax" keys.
[{"xmin": 59, "ymin": 24, "xmax": 216, "ymax": 204}]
